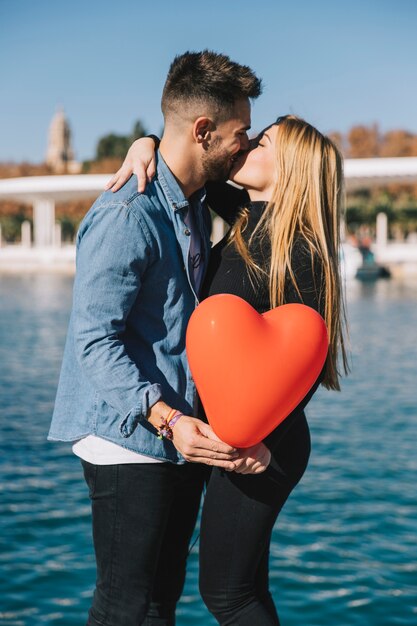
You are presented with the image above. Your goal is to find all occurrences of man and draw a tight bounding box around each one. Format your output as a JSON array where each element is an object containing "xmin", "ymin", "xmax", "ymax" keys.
[{"xmin": 48, "ymin": 50, "xmax": 262, "ymax": 625}]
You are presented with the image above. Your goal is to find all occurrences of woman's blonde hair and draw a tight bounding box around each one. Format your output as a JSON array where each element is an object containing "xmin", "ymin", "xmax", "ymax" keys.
[{"xmin": 230, "ymin": 115, "xmax": 349, "ymax": 390}]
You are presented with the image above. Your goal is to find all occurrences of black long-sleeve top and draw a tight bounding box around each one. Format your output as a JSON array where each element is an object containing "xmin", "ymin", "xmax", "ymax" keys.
[{"xmin": 201, "ymin": 182, "xmax": 325, "ymax": 453}]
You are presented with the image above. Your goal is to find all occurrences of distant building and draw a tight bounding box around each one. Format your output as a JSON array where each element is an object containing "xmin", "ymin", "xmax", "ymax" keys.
[{"xmin": 46, "ymin": 108, "xmax": 81, "ymax": 173}]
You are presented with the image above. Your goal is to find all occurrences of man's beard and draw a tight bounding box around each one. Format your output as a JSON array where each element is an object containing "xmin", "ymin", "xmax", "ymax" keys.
[{"xmin": 202, "ymin": 137, "xmax": 233, "ymax": 182}]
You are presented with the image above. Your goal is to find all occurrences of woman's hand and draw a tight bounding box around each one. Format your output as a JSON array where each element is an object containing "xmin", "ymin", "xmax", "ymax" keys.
[
  {"xmin": 105, "ymin": 137, "xmax": 158, "ymax": 193},
  {"xmin": 233, "ymin": 442, "xmax": 271, "ymax": 475}
]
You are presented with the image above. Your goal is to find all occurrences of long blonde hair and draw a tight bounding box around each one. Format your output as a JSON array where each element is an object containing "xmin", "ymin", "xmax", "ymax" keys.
[{"xmin": 230, "ymin": 115, "xmax": 349, "ymax": 390}]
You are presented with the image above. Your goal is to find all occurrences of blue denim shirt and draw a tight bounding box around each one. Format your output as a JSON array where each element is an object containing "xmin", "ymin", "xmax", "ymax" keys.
[{"xmin": 48, "ymin": 153, "xmax": 211, "ymax": 463}]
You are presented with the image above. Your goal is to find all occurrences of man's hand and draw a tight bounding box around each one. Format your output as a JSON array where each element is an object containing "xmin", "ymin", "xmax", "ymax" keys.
[
  {"xmin": 105, "ymin": 137, "xmax": 157, "ymax": 193},
  {"xmin": 172, "ymin": 416, "xmax": 238, "ymax": 469},
  {"xmin": 147, "ymin": 401, "xmax": 238, "ymax": 469},
  {"xmin": 232, "ymin": 442, "xmax": 271, "ymax": 475}
]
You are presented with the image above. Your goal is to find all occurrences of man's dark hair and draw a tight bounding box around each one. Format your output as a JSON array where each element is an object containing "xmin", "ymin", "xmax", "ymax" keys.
[{"xmin": 161, "ymin": 50, "xmax": 262, "ymax": 121}]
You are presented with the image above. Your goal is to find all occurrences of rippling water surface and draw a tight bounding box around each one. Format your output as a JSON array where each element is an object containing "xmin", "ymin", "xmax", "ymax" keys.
[{"xmin": 1, "ymin": 274, "xmax": 416, "ymax": 626}]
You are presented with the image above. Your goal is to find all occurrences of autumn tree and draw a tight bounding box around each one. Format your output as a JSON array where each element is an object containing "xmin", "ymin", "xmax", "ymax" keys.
[
  {"xmin": 347, "ymin": 124, "xmax": 380, "ymax": 158},
  {"xmin": 328, "ymin": 131, "xmax": 344, "ymax": 153},
  {"xmin": 379, "ymin": 130, "xmax": 417, "ymax": 157}
]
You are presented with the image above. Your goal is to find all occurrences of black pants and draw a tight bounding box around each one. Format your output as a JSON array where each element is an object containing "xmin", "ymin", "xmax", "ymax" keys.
[
  {"xmin": 81, "ymin": 460, "xmax": 207, "ymax": 626},
  {"xmin": 199, "ymin": 414, "xmax": 311, "ymax": 625}
]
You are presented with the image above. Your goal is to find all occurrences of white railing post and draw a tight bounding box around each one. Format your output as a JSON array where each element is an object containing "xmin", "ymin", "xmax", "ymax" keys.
[
  {"xmin": 33, "ymin": 198, "xmax": 55, "ymax": 247},
  {"xmin": 21, "ymin": 220, "xmax": 32, "ymax": 247},
  {"xmin": 376, "ymin": 212, "xmax": 388, "ymax": 248}
]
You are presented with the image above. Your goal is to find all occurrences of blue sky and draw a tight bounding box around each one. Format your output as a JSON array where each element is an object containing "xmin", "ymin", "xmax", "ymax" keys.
[{"xmin": 1, "ymin": 0, "xmax": 416, "ymax": 162}]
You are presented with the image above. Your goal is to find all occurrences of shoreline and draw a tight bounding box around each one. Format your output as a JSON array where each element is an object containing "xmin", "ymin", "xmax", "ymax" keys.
[
  {"xmin": 0, "ymin": 245, "xmax": 76, "ymax": 274},
  {"xmin": 2, "ymin": 244, "xmax": 417, "ymax": 278}
]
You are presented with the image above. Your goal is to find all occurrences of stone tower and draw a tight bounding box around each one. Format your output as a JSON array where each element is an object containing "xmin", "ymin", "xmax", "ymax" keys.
[{"xmin": 46, "ymin": 108, "xmax": 80, "ymax": 173}]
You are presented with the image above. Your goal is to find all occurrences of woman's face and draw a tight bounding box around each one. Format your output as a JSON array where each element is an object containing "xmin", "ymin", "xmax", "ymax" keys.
[{"xmin": 229, "ymin": 124, "xmax": 278, "ymax": 198}]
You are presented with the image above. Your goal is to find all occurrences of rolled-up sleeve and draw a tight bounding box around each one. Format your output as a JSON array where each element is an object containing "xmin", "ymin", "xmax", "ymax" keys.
[{"xmin": 72, "ymin": 200, "xmax": 162, "ymax": 437}]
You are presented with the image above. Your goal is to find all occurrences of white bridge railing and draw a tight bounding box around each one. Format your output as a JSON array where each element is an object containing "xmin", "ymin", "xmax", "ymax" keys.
[{"xmin": 1, "ymin": 157, "xmax": 417, "ymax": 250}]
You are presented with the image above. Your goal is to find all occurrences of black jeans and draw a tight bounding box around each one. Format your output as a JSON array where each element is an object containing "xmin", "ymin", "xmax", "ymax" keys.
[
  {"xmin": 199, "ymin": 414, "xmax": 311, "ymax": 626},
  {"xmin": 81, "ymin": 460, "xmax": 207, "ymax": 626}
]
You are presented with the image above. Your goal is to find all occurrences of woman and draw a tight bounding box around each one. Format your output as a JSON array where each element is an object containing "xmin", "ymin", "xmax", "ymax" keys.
[{"xmin": 107, "ymin": 115, "xmax": 349, "ymax": 625}]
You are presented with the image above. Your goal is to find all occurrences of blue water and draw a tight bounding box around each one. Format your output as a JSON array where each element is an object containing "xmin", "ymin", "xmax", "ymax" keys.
[{"xmin": 1, "ymin": 274, "xmax": 416, "ymax": 626}]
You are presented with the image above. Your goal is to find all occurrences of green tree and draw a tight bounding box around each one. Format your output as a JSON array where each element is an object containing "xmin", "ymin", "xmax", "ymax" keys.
[
  {"xmin": 95, "ymin": 119, "xmax": 147, "ymax": 160},
  {"xmin": 0, "ymin": 210, "xmax": 30, "ymax": 242},
  {"xmin": 96, "ymin": 133, "xmax": 131, "ymax": 160},
  {"xmin": 131, "ymin": 120, "xmax": 147, "ymax": 142}
]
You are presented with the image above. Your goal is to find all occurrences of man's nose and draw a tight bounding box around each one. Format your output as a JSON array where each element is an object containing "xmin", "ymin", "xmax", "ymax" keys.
[{"xmin": 240, "ymin": 134, "xmax": 250, "ymax": 151}]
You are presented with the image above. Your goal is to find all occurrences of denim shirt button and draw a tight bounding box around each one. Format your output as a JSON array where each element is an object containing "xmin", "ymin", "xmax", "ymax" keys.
[{"xmin": 184, "ymin": 228, "xmax": 191, "ymax": 236}]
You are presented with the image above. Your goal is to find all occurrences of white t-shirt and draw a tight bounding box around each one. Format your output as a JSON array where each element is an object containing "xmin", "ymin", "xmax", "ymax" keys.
[{"xmin": 73, "ymin": 435, "xmax": 164, "ymax": 464}]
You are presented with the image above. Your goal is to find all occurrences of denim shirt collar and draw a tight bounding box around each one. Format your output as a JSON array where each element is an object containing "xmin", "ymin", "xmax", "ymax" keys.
[{"xmin": 155, "ymin": 151, "xmax": 206, "ymax": 212}]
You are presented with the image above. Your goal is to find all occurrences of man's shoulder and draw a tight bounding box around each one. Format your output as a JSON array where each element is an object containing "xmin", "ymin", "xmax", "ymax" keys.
[
  {"xmin": 81, "ymin": 176, "xmax": 164, "ymax": 225},
  {"xmin": 96, "ymin": 175, "xmax": 169, "ymax": 220},
  {"xmin": 97, "ymin": 175, "xmax": 156, "ymax": 210}
]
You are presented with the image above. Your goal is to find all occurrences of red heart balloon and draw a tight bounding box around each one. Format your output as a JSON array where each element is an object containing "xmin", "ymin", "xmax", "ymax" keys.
[{"xmin": 186, "ymin": 294, "xmax": 328, "ymax": 448}]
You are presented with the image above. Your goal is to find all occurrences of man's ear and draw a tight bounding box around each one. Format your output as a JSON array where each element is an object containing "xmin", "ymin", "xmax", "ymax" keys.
[{"xmin": 193, "ymin": 117, "xmax": 213, "ymax": 144}]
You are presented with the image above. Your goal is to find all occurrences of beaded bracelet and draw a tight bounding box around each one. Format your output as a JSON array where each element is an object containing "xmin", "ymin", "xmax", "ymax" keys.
[
  {"xmin": 166, "ymin": 408, "xmax": 177, "ymax": 424},
  {"xmin": 157, "ymin": 411, "xmax": 184, "ymax": 440}
]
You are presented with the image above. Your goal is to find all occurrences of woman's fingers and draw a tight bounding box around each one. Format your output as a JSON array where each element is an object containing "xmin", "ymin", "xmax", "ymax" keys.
[
  {"xmin": 104, "ymin": 174, "xmax": 118, "ymax": 190},
  {"xmin": 135, "ymin": 167, "xmax": 148, "ymax": 193},
  {"xmin": 233, "ymin": 454, "xmax": 269, "ymax": 474},
  {"xmin": 231, "ymin": 458, "xmax": 246, "ymax": 471},
  {"xmin": 239, "ymin": 462, "xmax": 267, "ymax": 475},
  {"xmin": 146, "ymin": 160, "xmax": 156, "ymax": 184},
  {"xmin": 105, "ymin": 163, "xmax": 151, "ymax": 194},
  {"xmin": 104, "ymin": 138, "xmax": 157, "ymax": 193},
  {"xmin": 105, "ymin": 168, "xmax": 132, "ymax": 192},
  {"xmin": 234, "ymin": 458, "xmax": 251, "ymax": 473}
]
